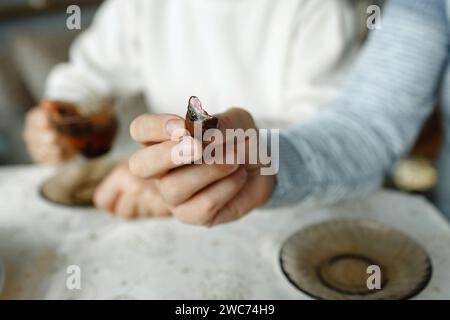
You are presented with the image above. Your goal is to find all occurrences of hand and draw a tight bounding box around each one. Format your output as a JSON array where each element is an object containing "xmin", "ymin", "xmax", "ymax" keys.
[
  {"xmin": 129, "ymin": 108, "xmax": 276, "ymax": 226},
  {"xmin": 23, "ymin": 103, "xmax": 77, "ymax": 165},
  {"xmin": 94, "ymin": 162, "xmax": 171, "ymax": 219}
]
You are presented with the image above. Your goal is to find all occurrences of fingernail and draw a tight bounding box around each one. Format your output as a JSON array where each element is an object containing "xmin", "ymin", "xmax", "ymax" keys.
[{"xmin": 165, "ymin": 119, "xmax": 184, "ymax": 137}]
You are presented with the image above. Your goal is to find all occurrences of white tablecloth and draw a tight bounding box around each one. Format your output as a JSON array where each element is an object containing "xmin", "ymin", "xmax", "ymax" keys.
[{"xmin": 0, "ymin": 166, "xmax": 449, "ymax": 299}]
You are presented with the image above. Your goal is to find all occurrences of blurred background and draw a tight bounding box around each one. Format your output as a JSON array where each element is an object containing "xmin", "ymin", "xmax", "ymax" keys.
[{"xmin": 0, "ymin": 0, "xmax": 102, "ymax": 165}]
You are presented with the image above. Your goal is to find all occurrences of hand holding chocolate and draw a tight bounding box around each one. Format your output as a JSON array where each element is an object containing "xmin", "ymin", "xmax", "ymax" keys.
[
  {"xmin": 185, "ymin": 96, "xmax": 219, "ymax": 138},
  {"xmin": 128, "ymin": 97, "xmax": 276, "ymax": 226}
]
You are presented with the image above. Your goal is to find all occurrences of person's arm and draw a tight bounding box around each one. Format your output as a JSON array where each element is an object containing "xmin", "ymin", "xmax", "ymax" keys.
[
  {"xmin": 268, "ymin": 0, "xmax": 450, "ymax": 207},
  {"xmin": 45, "ymin": 0, "xmax": 142, "ymax": 104}
]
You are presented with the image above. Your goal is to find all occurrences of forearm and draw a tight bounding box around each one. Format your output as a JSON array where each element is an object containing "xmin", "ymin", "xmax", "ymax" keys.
[{"xmin": 268, "ymin": 0, "xmax": 450, "ymax": 207}]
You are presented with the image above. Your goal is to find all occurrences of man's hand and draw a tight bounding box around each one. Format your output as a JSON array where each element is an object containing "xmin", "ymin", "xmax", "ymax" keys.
[
  {"xmin": 94, "ymin": 163, "xmax": 171, "ymax": 219},
  {"xmin": 23, "ymin": 104, "xmax": 77, "ymax": 164},
  {"xmin": 128, "ymin": 109, "xmax": 276, "ymax": 226}
]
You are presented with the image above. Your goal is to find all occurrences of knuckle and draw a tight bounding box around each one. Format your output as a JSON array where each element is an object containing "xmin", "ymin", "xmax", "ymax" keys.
[
  {"xmin": 158, "ymin": 178, "xmax": 183, "ymax": 205},
  {"xmin": 225, "ymin": 201, "xmax": 243, "ymax": 220},
  {"xmin": 155, "ymin": 208, "xmax": 172, "ymax": 217},
  {"xmin": 143, "ymin": 193, "xmax": 172, "ymax": 218},
  {"xmin": 172, "ymin": 204, "xmax": 213, "ymax": 226},
  {"xmin": 93, "ymin": 183, "xmax": 116, "ymax": 211},
  {"xmin": 170, "ymin": 207, "xmax": 189, "ymax": 223},
  {"xmin": 173, "ymin": 212, "xmax": 193, "ymax": 225},
  {"xmin": 200, "ymin": 195, "xmax": 218, "ymax": 217}
]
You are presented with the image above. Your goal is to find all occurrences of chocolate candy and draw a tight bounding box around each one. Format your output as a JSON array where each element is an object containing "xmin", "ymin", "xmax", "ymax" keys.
[{"xmin": 185, "ymin": 96, "xmax": 219, "ymax": 137}]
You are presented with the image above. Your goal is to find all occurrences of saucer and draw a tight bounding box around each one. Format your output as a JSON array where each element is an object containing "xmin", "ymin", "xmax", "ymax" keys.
[
  {"xmin": 40, "ymin": 158, "xmax": 118, "ymax": 207},
  {"xmin": 280, "ymin": 219, "xmax": 432, "ymax": 300}
]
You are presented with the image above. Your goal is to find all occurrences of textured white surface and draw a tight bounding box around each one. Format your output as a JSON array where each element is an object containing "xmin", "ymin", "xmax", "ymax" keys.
[{"xmin": 0, "ymin": 166, "xmax": 449, "ymax": 299}]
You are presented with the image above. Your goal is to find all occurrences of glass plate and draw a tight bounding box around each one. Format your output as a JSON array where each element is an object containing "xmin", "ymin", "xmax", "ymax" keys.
[
  {"xmin": 40, "ymin": 158, "xmax": 118, "ymax": 207},
  {"xmin": 280, "ymin": 219, "xmax": 432, "ymax": 300}
]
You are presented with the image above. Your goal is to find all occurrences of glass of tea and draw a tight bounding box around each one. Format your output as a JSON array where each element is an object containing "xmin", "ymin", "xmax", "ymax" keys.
[{"xmin": 40, "ymin": 99, "xmax": 119, "ymax": 207}]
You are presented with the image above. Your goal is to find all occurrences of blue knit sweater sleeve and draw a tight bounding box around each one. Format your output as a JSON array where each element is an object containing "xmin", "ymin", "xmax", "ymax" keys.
[{"xmin": 267, "ymin": 0, "xmax": 450, "ymax": 207}]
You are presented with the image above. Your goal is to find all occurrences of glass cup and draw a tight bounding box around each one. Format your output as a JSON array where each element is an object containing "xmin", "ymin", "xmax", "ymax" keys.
[{"xmin": 40, "ymin": 100, "xmax": 119, "ymax": 206}]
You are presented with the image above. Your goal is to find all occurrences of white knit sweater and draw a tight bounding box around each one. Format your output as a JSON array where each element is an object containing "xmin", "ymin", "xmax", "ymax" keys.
[{"xmin": 45, "ymin": 0, "xmax": 363, "ymax": 127}]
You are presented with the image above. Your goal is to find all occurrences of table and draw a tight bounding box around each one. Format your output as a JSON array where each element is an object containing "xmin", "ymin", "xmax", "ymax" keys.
[{"xmin": 0, "ymin": 166, "xmax": 449, "ymax": 299}]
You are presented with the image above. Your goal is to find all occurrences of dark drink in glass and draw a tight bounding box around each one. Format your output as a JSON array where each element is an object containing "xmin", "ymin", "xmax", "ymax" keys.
[
  {"xmin": 43, "ymin": 100, "xmax": 118, "ymax": 158},
  {"xmin": 40, "ymin": 99, "xmax": 119, "ymax": 206}
]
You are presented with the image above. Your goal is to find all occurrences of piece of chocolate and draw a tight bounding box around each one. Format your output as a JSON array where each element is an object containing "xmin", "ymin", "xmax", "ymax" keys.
[{"xmin": 185, "ymin": 96, "xmax": 219, "ymax": 137}]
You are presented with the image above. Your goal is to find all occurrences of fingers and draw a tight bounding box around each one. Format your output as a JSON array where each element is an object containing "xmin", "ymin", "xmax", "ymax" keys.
[
  {"xmin": 115, "ymin": 191, "xmax": 139, "ymax": 219},
  {"xmin": 171, "ymin": 167, "xmax": 247, "ymax": 226},
  {"xmin": 129, "ymin": 112, "xmax": 204, "ymax": 179},
  {"xmin": 158, "ymin": 163, "xmax": 239, "ymax": 206},
  {"xmin": 210, "ymin": 174, "xmax": 275, "ymax": 226},
  {"xmin": 94, "ymin": 164, "xmax": 172, "ymax": 219},
  {"xmin": 129, "ymin": 136, "xmax": 203, "ymax": 178},
  {"xmin": 24, "ymin": 106, "xmax": 76, "ymax": 164},
  {"xmin": 124, "ymin": 109, "xmax": 270, "ymax": 226},
  {"xmin": 137, "ymin": 187, "xmax": 171, "ymax": 218},
  {"xmin": 129, "ymin": 108, "xmax": 260, "ymax": 179},
  {"xmin": 130, "ymin": 108, "xmax": 255, "ymax": 145},
  {"xmin": 93, "ymin": 168, "xmax": 125, "ymax": 212},
  {"xmin": 130, "ymin": 114, "xmax": 187, "ymax": 144},
  {"xmin": 208, "ymin": 193, "xmax": 248, "ymax": 226},
  {"xmin": 100, "ymin": 187, "xmax": 171, "ymax": 219}
]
